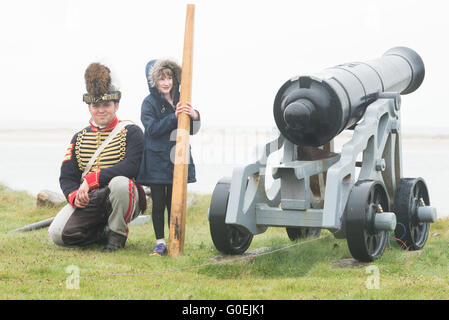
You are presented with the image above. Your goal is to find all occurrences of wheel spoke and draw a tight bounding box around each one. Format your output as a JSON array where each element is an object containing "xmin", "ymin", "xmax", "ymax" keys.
[
  {"xmin": 413, "ymin": 184, "xmax": 419, "ymax": 198},
  {"xmin": 412, "ymin": 226, "xmax": 418, "ymax": 242},
  {"xmin": 365, "ymin": 235, "xmax": 372, "ymax": 253},
  {"xmin": 368, "ymin": 236, "xmax": 374, "ymax": 254},
  {"xmin": 228, "ymin": 228, "xmax": 236, "ymax": 246},
  {"xmin": 414, "ymin": 224, "xmax": 425, "ymax": 244},
  {"xmin": 368, "ymin": 188, "xmax": 375, "ymax": 205},
  {"xmin": 373, "ymin": 188, "xmax": 380, "ymax": 206},
  {"xmin": 366, "ymin": 234, "xmax": 378, "ymax": 255}
]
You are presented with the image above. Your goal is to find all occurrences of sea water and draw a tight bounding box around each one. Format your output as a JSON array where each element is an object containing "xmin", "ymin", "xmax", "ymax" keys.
[{"xmin": 0, "ymin": 127, "xmax": 448, "ymax": 217}]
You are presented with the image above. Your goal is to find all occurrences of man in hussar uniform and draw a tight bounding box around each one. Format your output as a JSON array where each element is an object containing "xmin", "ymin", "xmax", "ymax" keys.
[{"xmin": 48, "ymin": 62, "xmax": 145, "ymax": 252}]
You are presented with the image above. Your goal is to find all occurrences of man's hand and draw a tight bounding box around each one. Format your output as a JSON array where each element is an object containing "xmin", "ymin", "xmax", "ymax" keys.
[
  {"xmin": 175, "ymin": 102, "xmax": 198, "ymax": 120},
  {"xmin": 74, "ymin": 180, "xmax": 90, "ymax": 208}
]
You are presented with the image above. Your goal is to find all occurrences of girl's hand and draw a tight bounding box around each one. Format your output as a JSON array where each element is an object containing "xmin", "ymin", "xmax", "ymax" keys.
[{"xmin": 175, "ymin": 102, "xmax": 198, "ymax": 120}]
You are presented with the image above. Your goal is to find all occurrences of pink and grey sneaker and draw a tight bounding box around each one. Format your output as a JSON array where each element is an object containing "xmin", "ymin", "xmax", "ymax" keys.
[{"xmin": 150, "ymin": 242, "xmax": 168, "ymax": 256}]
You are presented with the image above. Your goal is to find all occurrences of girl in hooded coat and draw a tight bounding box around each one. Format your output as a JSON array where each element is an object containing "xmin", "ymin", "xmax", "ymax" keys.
[{"xmin": 137, "ymin": 59, "xmax": 201, "ymax": 256}]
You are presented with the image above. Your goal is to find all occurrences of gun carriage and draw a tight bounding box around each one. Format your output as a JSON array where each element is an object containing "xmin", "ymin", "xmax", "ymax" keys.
[{"xmin": 208, "ymin": 47, "xmax": 437, "ymax": 262}]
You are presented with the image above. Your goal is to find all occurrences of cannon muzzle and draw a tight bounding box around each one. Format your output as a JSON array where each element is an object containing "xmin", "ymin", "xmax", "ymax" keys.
[{"xmin": 274, "ymin": 47, "xmax": 425, "ymax": 147}]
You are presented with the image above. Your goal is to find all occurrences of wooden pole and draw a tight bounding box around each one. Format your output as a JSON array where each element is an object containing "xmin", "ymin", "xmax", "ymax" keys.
[{"xmin": 168, "ymin": 4, "xmax": 195, "ymax": 257}]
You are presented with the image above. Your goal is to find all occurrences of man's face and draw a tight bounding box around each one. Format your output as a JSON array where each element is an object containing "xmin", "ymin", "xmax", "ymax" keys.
[{"xmin": 88, "ymin": 101, "xmax": 119, "ymax": 127}]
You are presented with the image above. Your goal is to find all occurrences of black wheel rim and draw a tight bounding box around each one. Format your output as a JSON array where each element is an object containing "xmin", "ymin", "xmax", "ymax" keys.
[
  {"xmin": 345, "ymin": 180, "xmax": 389, "ymax": 262},
  {"xmin": 227, "ymin": 225, "xmax": 253, "ymax": 252},
  {"xmin": 394, "ymin": 178, "xmax": 430, "ymax": 250},
  {"xmin": 209, "ymin": 178, "xmax": 253, "ymax": 254},
  {"xmin": 410, "ymin": 181, "xmax": 429, "ymax": 248},
  {"xmin": 286, "ymin": 227, "xmax": 321, "ymax": 241},
  {"xmin": 363, "ymin": 184, "xmax": 389, "ymax": 258}
]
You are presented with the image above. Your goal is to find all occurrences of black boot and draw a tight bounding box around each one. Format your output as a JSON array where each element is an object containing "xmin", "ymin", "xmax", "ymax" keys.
[
  {"xmin": 103, "ymin": 230, "xmax": 127, "ymax": 252},
  {"xmin": 96, "ymin": 226, "xmax": 110, "ymax": 245}
]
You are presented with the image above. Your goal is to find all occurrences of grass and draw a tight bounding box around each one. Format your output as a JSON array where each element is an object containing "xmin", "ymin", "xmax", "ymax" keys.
[{"xmin": 0, "ymin": 183, "xmax": 448, "ymax": 300}]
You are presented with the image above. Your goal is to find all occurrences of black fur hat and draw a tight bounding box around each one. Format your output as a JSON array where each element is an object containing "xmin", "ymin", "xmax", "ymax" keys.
[{"xmin": 83, "ymin": 63, "xmax": 121, "ymax": 104}]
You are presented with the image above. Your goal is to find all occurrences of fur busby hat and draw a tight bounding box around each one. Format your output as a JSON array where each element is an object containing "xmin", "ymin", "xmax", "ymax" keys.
[{"xmin": 83, "ymin": 63, "xmax": 121, "ymax": 104}]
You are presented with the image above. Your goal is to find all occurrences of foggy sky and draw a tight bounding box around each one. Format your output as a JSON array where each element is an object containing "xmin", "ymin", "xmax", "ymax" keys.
[{"xmin": 1, "ymin": 0, "xmax": 448, "ymax": 132}]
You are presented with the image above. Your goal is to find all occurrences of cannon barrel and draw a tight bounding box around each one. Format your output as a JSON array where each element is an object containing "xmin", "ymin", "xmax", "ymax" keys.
[{"xmin": 273, "ymin": 47, "xmax": 425, "ymax": 147}]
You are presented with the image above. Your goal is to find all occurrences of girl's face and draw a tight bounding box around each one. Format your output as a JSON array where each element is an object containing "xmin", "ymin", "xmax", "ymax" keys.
[{"xmin": 156, "ymin": 68, "xmax": 173, "ymax": 96}]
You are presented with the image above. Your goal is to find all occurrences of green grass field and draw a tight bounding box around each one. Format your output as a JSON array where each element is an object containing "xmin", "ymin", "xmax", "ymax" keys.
[{"xmin": 0, "ymin": 183, "xmax": 448, "ymax": 300}]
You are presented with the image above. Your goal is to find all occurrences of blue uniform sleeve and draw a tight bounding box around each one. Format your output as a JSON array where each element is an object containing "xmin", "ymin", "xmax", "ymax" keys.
[{"xmin": 59, "ymin": 132, "xmax": 82, "ymax": 200}]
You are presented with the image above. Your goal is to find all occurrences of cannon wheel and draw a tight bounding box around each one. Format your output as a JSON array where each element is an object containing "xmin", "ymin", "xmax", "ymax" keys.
[
  {"xmin": 209, "ymin": 177, "xmax": 253, "ymax": 255},
  {"xmin": 345, "ymin": 180, "xmax": 390, "ymax": 262},
  {"xmin": 393, "ymin": 178, "xmax": 430, "ymax": 251},
  {"xmin": 286, "ymin": 227, "xmax": 321, "ymax": 241}
]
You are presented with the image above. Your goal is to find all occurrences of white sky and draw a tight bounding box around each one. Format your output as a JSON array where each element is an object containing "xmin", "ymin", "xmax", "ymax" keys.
[{"xmin": 1, "ymin": 0, "xmax": 448, "ymax": 132}]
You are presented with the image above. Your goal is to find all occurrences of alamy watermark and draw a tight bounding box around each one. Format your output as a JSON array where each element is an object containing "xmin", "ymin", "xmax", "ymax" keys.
[
  {"xmin": 169, "ymin": 126, "xmax": 282, "ymax": 166},
  {"xmin": 365, "ymin": 265, "xmax": 380, "ymax": 289},
  {"xmin": 65, "ymin": 265, "xmax": 80, "ymax": 290}
]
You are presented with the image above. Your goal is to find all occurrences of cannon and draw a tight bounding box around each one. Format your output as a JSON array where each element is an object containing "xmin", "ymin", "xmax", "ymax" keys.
[{"xmin": 208, "ymin": 47, "xmax": 437, "ymax": 262}]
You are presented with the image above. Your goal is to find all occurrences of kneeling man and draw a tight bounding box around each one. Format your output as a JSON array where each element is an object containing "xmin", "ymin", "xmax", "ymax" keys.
[{"xmin": 49, "ymin": 63, "xmax": 145, "ymax": 252}]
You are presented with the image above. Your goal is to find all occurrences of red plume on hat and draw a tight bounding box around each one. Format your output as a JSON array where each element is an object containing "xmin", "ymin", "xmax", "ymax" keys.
[{"xmin": 83, "ymin": 63, "xmax": 121, "ymax": 104}]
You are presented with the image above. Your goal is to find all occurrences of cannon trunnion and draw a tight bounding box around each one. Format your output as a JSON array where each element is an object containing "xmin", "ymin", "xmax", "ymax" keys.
[{"xmin": 208, "ymin": 47, "xmax": 436, "ymax": 262}]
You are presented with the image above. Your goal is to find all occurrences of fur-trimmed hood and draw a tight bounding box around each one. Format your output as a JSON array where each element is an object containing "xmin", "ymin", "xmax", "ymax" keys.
[{"xmin": 145, "ymin": 59, "xmax": 182, "ymax": 92}]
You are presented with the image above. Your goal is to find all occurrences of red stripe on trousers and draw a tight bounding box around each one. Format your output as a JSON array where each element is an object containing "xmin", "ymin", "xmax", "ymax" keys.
[{"xmin": 124, "ymin": 179, "xmax": 135, "ymax": 224}]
